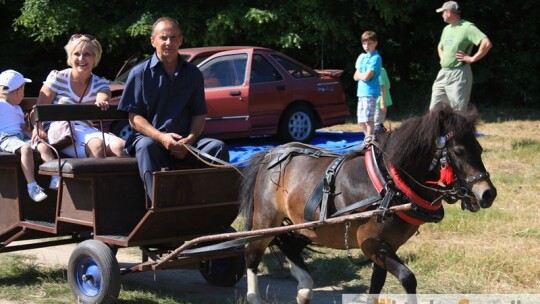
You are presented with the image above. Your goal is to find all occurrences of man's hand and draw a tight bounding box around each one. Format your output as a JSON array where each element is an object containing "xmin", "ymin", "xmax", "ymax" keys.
[
  {"xmin": 161, "ymin": 133, "xmax": 189, "ymax": 159},
  {"xmin": 455, "ymin": 51, "xmax": 473, "ymax": 63}
]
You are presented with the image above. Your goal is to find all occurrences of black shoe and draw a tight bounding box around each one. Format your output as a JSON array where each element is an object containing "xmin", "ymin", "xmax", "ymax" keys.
[{"xmin": 374, "ymin": 124, "xmax": 387, "ymax": 135}]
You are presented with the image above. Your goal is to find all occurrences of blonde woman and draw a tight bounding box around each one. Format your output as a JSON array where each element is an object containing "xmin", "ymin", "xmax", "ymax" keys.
[{"xmin": 34, "ymin": 34, "xmax": 127, "ymax": 158}]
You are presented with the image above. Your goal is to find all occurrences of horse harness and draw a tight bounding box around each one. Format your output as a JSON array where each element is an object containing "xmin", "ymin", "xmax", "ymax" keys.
[{"xmin": 268, "ymin": 132, "xmax": 491, "ymax": 226}]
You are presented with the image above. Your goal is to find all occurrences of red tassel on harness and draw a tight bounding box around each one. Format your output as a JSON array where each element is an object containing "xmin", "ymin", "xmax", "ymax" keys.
[{"xmin": 426, "ymin": 164, "xmax": 454, "ymax": 187}]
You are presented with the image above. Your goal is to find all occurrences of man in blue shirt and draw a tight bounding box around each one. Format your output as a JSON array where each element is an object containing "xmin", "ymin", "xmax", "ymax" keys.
[{"xmin": 118, "ymin": 17, "xmax": 229, "ymax": 202}]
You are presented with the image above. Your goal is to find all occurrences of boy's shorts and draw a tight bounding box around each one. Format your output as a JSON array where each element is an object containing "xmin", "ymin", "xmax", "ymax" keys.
[
  {"xmin": 357, "ymin": 96, "xmax": 376, "ymax": 123},
  {"xmin": 0, "ymin": 133, "xmax": 34, "ymax": 153}
]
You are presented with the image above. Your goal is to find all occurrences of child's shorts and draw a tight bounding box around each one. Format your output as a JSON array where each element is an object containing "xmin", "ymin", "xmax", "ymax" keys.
[
  {"xmin": 0, "ymin": 133, "xmax": 35, "ymax": 153},
  {"xmin": 357, "ymin": 96, "xmax": 376, "ymax": 123}
]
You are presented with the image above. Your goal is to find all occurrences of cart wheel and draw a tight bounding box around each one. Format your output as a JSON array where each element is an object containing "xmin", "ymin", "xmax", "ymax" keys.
[
  {"xmin": 200, "ymin": 252, "xmax": 246, "ymax": 287},
  {"xmin": 199, "ymin": 227, "xmax": 246, "ymax": 287},
  {"xmin": 67, "ymin": 240, "xmax": 121, "ymax": 304}
]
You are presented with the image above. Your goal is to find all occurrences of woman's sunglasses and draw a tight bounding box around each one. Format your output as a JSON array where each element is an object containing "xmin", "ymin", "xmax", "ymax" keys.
[{"xmin": 70, "ymin": 34, "xmax": 95, "ymax": 41}]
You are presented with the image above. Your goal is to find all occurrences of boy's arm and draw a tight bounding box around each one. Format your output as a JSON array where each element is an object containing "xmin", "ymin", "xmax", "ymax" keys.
[
  {"xmin": 354, "ymin": 70, "xmax": 375, "ymax": 81},
  {"xmin": 379, "ymin": 84, "xmax": 387, "ymax": 110}
]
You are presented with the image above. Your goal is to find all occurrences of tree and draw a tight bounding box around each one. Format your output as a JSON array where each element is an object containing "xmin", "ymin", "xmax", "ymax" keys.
[{"xmin": 2, "ymin": 0, "xmax": 539, "ymax": 111}]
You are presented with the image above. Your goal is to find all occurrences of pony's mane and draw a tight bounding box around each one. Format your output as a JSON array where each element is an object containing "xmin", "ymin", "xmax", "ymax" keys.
[{"xmin": 385, "ymin": 104, "xmax": 478, "ymax": 172}]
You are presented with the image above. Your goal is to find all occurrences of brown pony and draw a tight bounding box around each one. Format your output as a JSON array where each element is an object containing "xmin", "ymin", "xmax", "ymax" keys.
[{"xmin": 239, "ymin": 105, "xmax": 497, "ymax": 304}]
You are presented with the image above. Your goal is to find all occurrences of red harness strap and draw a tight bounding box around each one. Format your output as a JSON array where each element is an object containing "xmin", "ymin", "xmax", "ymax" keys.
[
  {"xmin": 364, "ymin": 146, "xmax": 442, "ymax": 225},
  {"xmin": 388, "ymin": 165, "xmax": 441, "ymax": 211},
  {"xmin": 388, "ymin": 165, "xmax": 443, "ymax": 225},
  {"xmin": 365, "ymin": 148, "xmax": 384, "ymax": 193}
]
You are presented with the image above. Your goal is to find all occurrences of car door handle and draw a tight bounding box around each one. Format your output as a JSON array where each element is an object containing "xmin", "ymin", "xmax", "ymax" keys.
[
  {"xmin": 229, "ymin": 90, "xmax": 241, "ymax": 96},
  {"xmin": 276, "ymin": 85, "xmax": 285, "ymax": 91}
]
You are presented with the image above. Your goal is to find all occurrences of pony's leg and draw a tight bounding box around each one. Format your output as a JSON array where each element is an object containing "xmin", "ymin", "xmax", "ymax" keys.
[
  {"xmin": 368, "ymin": 243, "xmax": 418, "ymax": 304},
  {"xmin": 289, "ymin": 258, "xmax": 313, "ymax": 304},
  {"xmin": 245, "ymin": 238, "xmax": 274, "ymax": 304},
  {"xmin": 246, "ymin": 267, "xmax": 261, "ymax": 304},
  {"xmin": 369, "ymin": 263, "xmax": 387, "ymax": 294}
]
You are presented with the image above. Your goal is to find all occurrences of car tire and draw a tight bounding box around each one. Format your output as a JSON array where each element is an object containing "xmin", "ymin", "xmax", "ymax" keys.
[
  {"xmin": 278, "ymin": 105, "xmax": 316, "ymax": 143},
  {"xmin": 110, "ymin": 121, "xmax": 133, "ymax": 141}
]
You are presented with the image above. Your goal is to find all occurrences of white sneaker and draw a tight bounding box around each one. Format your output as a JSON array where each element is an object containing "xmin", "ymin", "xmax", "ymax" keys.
[
  {"xmin": 29, "ymin": 185, "xmax": 48, "ymax": 202},
  {"xmin": 49, "ymin": 176, "xmax": 61, "ymax": 190}
]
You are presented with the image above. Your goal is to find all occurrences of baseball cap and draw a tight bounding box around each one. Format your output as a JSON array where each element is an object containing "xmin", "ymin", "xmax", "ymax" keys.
[
  {"xmin": 436, "ymin": 1, "xmax": 460, "ymax": 13},
  {"xmin": 0, "ymin": 69, "xmax": 32, "ymax": 94}
]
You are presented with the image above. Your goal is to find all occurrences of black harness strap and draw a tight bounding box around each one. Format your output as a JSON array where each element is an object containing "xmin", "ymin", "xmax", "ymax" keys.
[
  {"xmin": 330, "ymin": 194, "xmax": 382, "ymax": 218},
  {"xmin": 266, "ymin": 146, "xmax": 338, "ymax": 170},
  {"xmin": 304, "ymin": 156, "xmax": 347, "ymax": 222}
]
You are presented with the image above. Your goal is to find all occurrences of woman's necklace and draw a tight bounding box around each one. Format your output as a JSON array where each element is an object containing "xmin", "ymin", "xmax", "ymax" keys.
[{"xmin": 72, "ymin": 74, "xmax": 91, "ymax": 98}]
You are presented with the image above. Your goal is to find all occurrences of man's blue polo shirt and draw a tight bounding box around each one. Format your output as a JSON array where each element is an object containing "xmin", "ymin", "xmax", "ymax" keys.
[{"xmin": 118, "ymin": 53, "xmax": 206, "ymax": 153}]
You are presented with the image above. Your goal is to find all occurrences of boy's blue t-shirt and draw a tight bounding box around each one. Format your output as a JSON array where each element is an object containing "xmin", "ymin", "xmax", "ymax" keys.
[{"xmin": 355, "ymin": 50, "xmax": 382, "ymax": 97}]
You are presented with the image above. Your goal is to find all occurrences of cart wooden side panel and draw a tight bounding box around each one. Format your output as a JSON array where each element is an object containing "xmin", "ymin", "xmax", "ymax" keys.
[{"xmin": 117, "ymin": 167, "xmax": 241, "ymax": 246}]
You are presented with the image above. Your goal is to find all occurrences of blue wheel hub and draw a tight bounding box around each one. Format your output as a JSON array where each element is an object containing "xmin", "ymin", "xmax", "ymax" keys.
[{"xmin": 75, "ymin": 256, "xmax": 102, "ymax": 297}]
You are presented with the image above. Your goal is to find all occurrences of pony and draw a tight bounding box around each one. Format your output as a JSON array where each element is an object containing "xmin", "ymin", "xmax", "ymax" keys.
[{"xmin": 239, "ymin": 105, "xmax": 497, "ymax": 304}]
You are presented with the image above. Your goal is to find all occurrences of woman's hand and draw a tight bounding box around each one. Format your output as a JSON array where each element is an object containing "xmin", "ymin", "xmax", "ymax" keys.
[
  {"xmin": 31, "ymin": 127, "xmax": 47, "ymax": 145},
  {"xmin": 95, "ymin": 99, "xmax": 109, "ymax": 110}
]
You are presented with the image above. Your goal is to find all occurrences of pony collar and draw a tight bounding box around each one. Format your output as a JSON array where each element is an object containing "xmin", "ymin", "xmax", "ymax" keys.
[{"xmin": 365, "ymin": 145, "xmax": 443, "ymax": 225}]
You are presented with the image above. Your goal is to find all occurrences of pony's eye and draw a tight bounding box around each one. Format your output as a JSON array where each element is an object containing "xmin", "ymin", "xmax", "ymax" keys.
[{"xmin": 453, "ymin": 146, "xmax": 465, "ymax": 156}]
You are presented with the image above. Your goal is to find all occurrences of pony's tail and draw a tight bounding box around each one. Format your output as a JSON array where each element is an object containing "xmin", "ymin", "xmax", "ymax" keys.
[{"xmin": 239, "ymin": 152, "xmax": 267, "ymax": 231}]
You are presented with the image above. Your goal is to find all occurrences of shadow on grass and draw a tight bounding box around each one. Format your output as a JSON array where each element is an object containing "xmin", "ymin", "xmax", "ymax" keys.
[
  {"xmin": 0, "ymin": 264, "xmax": 66, "ymax": 287},
  {"xmin": 0, "ymin": 255, "xmax": 200, "ymax": 304},
  {"xmin": 261, "ymin": 249, "xmax": 372, "ymax": 294}
]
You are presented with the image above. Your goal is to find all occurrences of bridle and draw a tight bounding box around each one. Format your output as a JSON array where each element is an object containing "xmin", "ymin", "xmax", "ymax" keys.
[
  {"xmin": 365, "ymin": 131, "xmax": 491, "ymax": 224},
  {"xmin": 423, "ymin": 131, "xmax": 491, "ymax": 205}
]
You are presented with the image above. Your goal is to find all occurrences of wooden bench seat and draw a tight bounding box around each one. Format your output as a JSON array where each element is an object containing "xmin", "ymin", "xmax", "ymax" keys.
[
  {"xmin": 38, "ymin": 156, "xmax": 138, "ymax": 177},
  {"xmin": 0, "ymin": 152, "xmax": 22, "ymax": 165}
]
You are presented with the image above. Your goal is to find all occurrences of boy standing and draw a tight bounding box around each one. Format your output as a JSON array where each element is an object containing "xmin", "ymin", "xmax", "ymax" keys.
[
  {"xmin": 0, "ymin": 70, "xmax": 59, "ymax": 202},
  {"xmin": 354, "ymin": 31, "xmax": 382, "ymax": 142}
]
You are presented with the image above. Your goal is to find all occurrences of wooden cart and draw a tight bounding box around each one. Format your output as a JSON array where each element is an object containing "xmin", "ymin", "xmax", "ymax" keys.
[{"xmin": 0, "ymin": 104, "xmax": 245, "ymax": 303}]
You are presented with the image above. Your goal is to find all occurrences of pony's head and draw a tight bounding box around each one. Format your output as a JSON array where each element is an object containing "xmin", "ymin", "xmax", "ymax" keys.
[
  {"xmin": 387, "ymin": 104, "xmax": 497, "ymax": 212},
  {"xmin": 434, "ymin": 106, "xmax": 497, "ymax": 212}
]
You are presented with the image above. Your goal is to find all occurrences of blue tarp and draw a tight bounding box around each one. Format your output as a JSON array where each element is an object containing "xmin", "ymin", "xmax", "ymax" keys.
[{"xmin": 226, "ymin": 130, "xmax": 366, "ymax": 164}]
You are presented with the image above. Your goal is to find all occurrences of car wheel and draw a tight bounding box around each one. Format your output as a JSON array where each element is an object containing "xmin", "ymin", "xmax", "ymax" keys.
[
  {"xmin": 278, "ymin": 105, "xmax": 316, "ymax": 143},
  {"xmin": 110, "ymin": 121, "xmax": 132, "ymax": 141}
]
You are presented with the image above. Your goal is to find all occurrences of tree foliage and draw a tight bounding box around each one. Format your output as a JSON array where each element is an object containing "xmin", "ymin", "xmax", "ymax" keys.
[{"xmin": 1, "ymin": 0, "xmax": 539, "ymax": 112}]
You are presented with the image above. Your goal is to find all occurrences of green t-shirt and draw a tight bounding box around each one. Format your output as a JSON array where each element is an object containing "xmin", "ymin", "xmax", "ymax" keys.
[
  {"xmin": 376, "ymin": 67, "xmax": 392, "ymax": 108},
  {"xmin": 438, "ymin": 20, "xmax": 487, "ymax": 68}
]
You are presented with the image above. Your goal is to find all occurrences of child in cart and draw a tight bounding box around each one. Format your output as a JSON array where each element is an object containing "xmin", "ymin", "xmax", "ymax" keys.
[{"xmin": 0, "ymin": 69, "xmax": 60, "ymax": 202}]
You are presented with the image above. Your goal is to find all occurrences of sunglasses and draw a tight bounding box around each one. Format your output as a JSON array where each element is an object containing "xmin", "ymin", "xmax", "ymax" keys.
[{"xmin": 70, "ymin": 34, "xmax": 95, "ymax": 41}]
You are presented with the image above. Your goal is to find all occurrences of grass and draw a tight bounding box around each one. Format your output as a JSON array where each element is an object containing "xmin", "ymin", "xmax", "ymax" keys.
[{"xmin": 0, "ymin": 106, "xmax": 539, "ymax": 303}]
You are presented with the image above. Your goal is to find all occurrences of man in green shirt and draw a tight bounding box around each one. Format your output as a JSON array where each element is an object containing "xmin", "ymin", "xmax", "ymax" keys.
[{"xmin": 430, "ymin": 1, "xmax": 492, "ymax": 111}]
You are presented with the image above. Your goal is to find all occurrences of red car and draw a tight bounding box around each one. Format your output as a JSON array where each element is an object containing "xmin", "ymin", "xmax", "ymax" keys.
[{"xmin": 109, "ymin": 46, "xmax": 348, "ymax": 142}]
